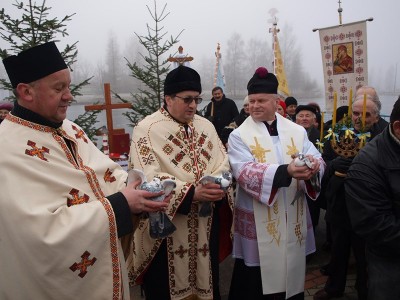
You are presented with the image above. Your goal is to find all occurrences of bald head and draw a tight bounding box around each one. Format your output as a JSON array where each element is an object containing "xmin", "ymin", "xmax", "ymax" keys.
[{"xmin": 354, "ymin": 86, "xmax": 381, "ymax": 115}]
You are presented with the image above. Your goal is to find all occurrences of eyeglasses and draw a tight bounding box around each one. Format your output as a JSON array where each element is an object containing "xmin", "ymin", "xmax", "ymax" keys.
[{"xmin": 174, "ymin": 95, "xmax": 203, "ymax": 104}]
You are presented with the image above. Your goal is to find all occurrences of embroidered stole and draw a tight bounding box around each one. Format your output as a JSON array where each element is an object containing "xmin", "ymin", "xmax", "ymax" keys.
[{"xmin": 238, "ymin": 114, "xmax": 306, "ymax": 298}]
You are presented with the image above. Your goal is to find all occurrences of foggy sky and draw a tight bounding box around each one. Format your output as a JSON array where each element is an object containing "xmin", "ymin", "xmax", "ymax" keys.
[{"xmin": 1, "ymin": 0, "xmax": 399, "ymax": 90}]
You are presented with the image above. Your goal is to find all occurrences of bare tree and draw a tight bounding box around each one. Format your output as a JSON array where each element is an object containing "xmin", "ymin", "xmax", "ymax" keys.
[
  {"xmin": 225, "ymin": 32, "xmax": 246, "ymax": 97},
  {"xmin": 105, "ymin": 32, "xmax": 123, "ymax": 91},
  {"xmin": 197, "ymin": 55, "xmax": 214, "ymax": 94},
  {"xmin": 279, "ymin": 23, "xmax": 321, "ymax": 97},
  {"xmin": 245, "ymin": 38, "xmax": 272, "ymax": 76}
]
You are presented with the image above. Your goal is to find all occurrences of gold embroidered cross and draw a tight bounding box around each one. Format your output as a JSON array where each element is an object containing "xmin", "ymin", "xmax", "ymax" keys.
[
  {"xmin": 286, "ymin": 137, "xmax": 299, "ymax": 156},
  {"xmin": 70, "ymin": 251, "xmax": 97, "ymax": 278},
  {"xmin": 250, "ymin": 137, "xmax": 271, "ymax": 163},
  {"xmin": 25, "ymin": 140, "xmax": 50, "ymax": 161}
]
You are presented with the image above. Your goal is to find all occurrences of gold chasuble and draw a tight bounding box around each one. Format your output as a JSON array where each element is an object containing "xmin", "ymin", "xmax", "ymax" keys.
[
  {"xmin": 238, "ymin": 114, "xmax": 307, "ymax": 298},
  {"xmin": 0, "ymin": 115, "xmax": 130, "ymax": 299},
  {"xmin": 127, "ymin": 108, "xmax": 232, "ymax": 300}
]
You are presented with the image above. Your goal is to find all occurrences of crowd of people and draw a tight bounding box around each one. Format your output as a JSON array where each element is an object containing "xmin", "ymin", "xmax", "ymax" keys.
[{"xmin": 1, "ymin": 42, "xmax": 399, "ymax": 300}]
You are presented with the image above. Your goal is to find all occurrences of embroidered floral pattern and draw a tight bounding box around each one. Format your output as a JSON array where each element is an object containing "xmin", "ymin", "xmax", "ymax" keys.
[
  {"xmin": 234, "ymin": 207, "xmax": 257, "ymax": 240},
  {"xmin": 162, "ymin": 144, "xmax": 173, "ymax": 155},
  {"xmin": 237, "ymin": 162, "xmax": 269, "ymax": 201}
]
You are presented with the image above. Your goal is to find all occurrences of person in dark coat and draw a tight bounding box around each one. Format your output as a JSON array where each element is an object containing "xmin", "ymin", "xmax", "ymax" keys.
[
  {"xmin": 295, "ymin": 105, "xmax": 321, "ymax": 231},
  {"xmin": 220, "ymin": 96, "xmax": 249, "ymax": 146},
  {"xmin": 204, "ymin": 86, "xmax": 239, "ymax": 140},
  {"xmin": 285, "ymin": 96, "xmax": 298, "ymax": 121},
  {"xmin": 345, "ymin": 96, "xmax": 400, "ymax": 300},
  {"xmin": 314, "ymin": 95, "xmax": 384, "ymax": 300}
]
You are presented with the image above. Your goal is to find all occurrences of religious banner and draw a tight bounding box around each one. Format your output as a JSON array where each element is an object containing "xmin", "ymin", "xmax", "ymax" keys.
[
  {"xmin": 318, "ymin": 20, "xmax": 368, "ymax": 111},
  {"xmin": 273, "ymin": 30, "xmax": 290, "ymax": 97},
  {"xmin": 213, "ymin": 43, "xmax": 226, "ymax": 91}
]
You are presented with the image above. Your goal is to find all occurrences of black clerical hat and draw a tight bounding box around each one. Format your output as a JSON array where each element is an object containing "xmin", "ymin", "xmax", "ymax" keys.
[
  {"xmin": 164, "ymin": 66, "xmax": 202, "ymax": 95},
  {"xmin": 2, "ymin": 42, "xmax": 68, "ymax": 88},
  {"xmin": 247, "ymin": 67, "xmax": 278, "ymax": 95}
]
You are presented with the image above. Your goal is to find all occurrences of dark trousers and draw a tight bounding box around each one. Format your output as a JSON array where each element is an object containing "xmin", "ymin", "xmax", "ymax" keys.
[
  {"xmin": 143, "ymin": 209, "xmax": 221, "ymax": 300},
  {"xmin": 366, "ymin": 249, "xmax": 400, "ymax": 300},
  {"xmin": 228, "ymin": 258, "xmax": 304, "ymax": 300},
  {"xmin": 324, "ymin": 223, "xmax": 368, "ymax": 299}
]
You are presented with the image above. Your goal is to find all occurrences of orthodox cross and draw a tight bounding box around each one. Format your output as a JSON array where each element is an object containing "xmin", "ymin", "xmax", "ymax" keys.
[
  {"xmin": 338, "ymin": 0, "xmax": 343, "ymax": 25},
  {"xmin": 213, "ymin": 43, "xmax": 221, "ymax": 88},
  {"xmin": 84, "ymin": 83, "xmax": 132, "ymax": 153},
  {"xmin": 167, "ymin": 46, "xmax": 193, "ymax": 68}
]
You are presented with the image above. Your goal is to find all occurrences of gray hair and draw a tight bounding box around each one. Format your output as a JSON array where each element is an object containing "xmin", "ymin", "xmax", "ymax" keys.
[
  {"xmin": 353, "ymin": 94, "xmax": 381, "ymax": 116},
  {"xmin": 354, "ymin": 86, "xmax": 381, "ymax": 113}
]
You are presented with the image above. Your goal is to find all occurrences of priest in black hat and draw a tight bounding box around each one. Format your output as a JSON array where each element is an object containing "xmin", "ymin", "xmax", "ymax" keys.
[
  {"xmin": 0, "ymin": 42, "xmax": 168, "ymax": 299},
  {"xmin": 227, "ymin": 67, "xmax": 324, "ymax": 300},
  {"xmin": 127, "ymin": 65, "xmax": 233, "ymax": 300}
]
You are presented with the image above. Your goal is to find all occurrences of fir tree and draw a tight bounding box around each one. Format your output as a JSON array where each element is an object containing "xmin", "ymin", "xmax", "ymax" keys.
[
  {"xmin": 0, "ymin": 0, "xmax": 100, "ymax": 140},
  {"xmin": 115, "ymin": 0, "xmax": 182, "ymax": 126}
]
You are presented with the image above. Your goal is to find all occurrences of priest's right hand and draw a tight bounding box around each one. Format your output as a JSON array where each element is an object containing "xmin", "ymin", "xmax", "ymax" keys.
[
  {"xmin": 287, "ymin": 160, "xmax": 314, "ymax": 181},
  {"xmin": 121, "ymin": 180, "xmax": 169, "ymax": 214},
  {"xmin": 193, "ymin": 183, "xmax": 225, "ymax": 202}
]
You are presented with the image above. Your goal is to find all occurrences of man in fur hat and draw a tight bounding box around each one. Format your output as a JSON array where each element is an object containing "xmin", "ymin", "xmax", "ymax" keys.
[
  {"xmin": 0, "ymin": 42, "xmax": 168, "ymax": 299},
  {"xmin": 127, "ymin": 65, "xmax": 233, "ymax": 300},
  {"xmin": 227, "ymin": 67, "xmax": 324, "ymax": 299}
]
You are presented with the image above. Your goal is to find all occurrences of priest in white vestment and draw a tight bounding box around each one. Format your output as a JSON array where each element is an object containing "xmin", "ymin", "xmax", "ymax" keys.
[
  {"xmin": 227, "ymin": 67, "xmax": 325, "ymax": 300},
  {"xmin": 0, "ymin": 42, "xmax": 168, "ymax": 300}
]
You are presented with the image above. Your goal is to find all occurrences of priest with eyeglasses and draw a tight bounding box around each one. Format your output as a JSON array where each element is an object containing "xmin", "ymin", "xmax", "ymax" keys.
[{"xmin": 125, "ymin": 65, "xmax": 233, "ymax": 300}]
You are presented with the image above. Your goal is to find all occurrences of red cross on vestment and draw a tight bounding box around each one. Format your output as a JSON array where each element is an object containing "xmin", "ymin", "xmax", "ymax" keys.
[
  {"xmin": 70, "ymin": 251, "xmax": 97, "ymax": 278},
  {"xmin": 67, "ymin": 188, "xmax": 89, "ymax": 207},
  {"xmin": 174, "ymin": 245, "xmax": 188, "ymax": 258},
  {"xmin": 25, "ymin": 140, "xmax": 50, "ymax": 161},
  {"xmin": 104, "ymin": 168, "xmax": 116, "ymax": 183},
  {"xmin": 198, "ymin": 243, "xmax": 209, "ymax": 257}
]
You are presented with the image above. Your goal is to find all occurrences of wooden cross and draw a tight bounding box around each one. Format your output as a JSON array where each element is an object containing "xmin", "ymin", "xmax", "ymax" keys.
[
  {"xmin": 84, "ymin": 83, "xmax": 132, "ymax": 153},
  {"xmin": 167, "ymin": 45, "xmax": 194, "ymax": 67}
]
